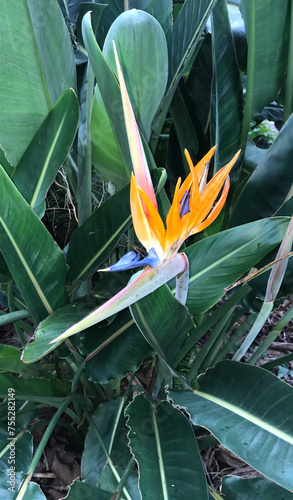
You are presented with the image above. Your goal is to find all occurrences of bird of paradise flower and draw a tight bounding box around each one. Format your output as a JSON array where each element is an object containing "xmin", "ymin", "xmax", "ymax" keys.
[{"xmin": 50, "ymin": 43, "xmax": 240, "ymax": 344}]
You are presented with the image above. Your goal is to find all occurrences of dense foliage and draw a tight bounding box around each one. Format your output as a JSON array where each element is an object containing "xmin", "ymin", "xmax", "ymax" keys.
[{"xmin": 0, "ymin": 1, "xmax": 292, "ymax": 499}]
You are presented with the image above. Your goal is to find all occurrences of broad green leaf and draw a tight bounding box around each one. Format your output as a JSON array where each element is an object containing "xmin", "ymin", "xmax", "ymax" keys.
[
  {"xmin": 81, "ymin": 399, "xmax": 129, "ymax": 485},
  {"xmin": 0, "ymin": 147, "xmax": 13, "ymax": 177},
  {"xmin": 0, "ymin": 426, "xmax": 32, "ymax": 474},
  {"xmin": 0, "ymin": 167, "xmax": 69, "ymax": 322},
  {"xmin": 130, "ymin": 285, "xmax": 195, "ymax": 365},
  {"xmin": 230, "ymin": 115, "xmax": 293, "ymax": 226},
  {"xmin": 126, "ymin": 395, "xmax": 209, "ymax": 499},
  {"xmin": 178, "ymin": 217, "xmax": 289, "ymax": 314},
  {"xmin": 211, "ymin": 0, "xmax": 242, "ymax": 171},
  {"xmin": 0, "ymin": 345, "xmax": 42, "ymax": 377},
  {"xmin": 151, "ymin": 0, "xmax": 218, "ymax": 150},
  {"xmin": 65, "ymin": 479, "xmax": 112, "ymax": 500},
  {"xmin": 0, "ymin": 0, "xmax": 76, "ymax": 166},
  {"xmin": 138, "ymin": 0, "xmax": 172, "ymax": 35},
  {"xmin": 168, "ymin": 0, "xmax": 217, "ymax": 88},
  {"xmin": 83, "ymin": 310, "xmax": 153, "ymax": 383},
  {"xmin": 0, "ymin": 471, "xmax": 46, "ymax": 500},
  {"xmin": 240, "ymin": 0, "xmax": 290, "ymax": 143},
  {"xmin": 170, "ymin": 360, "xmax": 293, "ymax": 491},
  {"xmin": 97, "ymin": 464, "xmax": 140, "ymax": 499},
  {"xmin": 12, "ymin": 89, "xmax": 79, "ymax": 218},
  {"xmin": 0, "ymin": 373, "xmax": 68, "ymax": 401},
  {"xmin": 103, "ymin": 9, "xmax": 168, "ymax": 141},
  {"xmin": 67, "ymin": 185, "xmax": 131, "ymax": 284},
  {"xmin": 222, "ymin": 475, "xmax": 293, "ymax": 500},
  {"xmin": 90, "ymin": 88, "xmax": 128, "ymax": 188},
  {"xmin": 22, "ymin": 302, "xmax": 94, "ymax": 363},
  {"xmin": 83, "ymin": 11, "xmax": 132, "ymax": 187}
]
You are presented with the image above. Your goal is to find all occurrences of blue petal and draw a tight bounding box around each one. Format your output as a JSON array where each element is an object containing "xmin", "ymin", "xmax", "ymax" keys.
[
  {"xmin": 109, "ymin": 248, "xmax": 161, "ymax": 271},
  {"xmin": 179, "ymin": 189, "xmax": 191, "ymax": 218}
]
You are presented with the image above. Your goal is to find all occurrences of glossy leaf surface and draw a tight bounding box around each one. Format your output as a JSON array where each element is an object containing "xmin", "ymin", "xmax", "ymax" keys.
[
  {"xmin": 0, "ymin": 0, "xmax": 76, "ymax": 166},
  {"xmin": 126, "ymin": 395, "xmax": 209, "ymax": 499},
  {"xmin": 0, "ymin": 471, "xmax": 46, "ymax": 500},
  {"xmin": 22, "ymin": 302, "xmax": 94, "ymax": 363},
  {"xmin": 180, "ymin": 217, "xmax": 289, "ymax": 313},
  {"xmin": 0, "ymin": 167, "xmax": 69, "ymax": 322},
  {"xmin": 222, "ymin": 475, "xmax": 293, "ymax": 500},
  {"xmin": 12, "ymin": 89, "xmax": 79, "ymax": 218},
  {"xmin": 81, "ymin": 399, "xmax": 129, "ymax": 485},
  {"xmin": 211, "ymin": 0, "xmax": 242, "ymax": 171},
  {"xmin": 103, "ymin": 9, "xmax": 168, "ymax": 141},
  {"xmin": 130, "ymin": 285, "xmax": 195, "ymax": 365},
  {"xmin": 0, "ymin": 427, "xmax": 32, "ymax": 473},
  {"xmin": 240, "ymin": 0, "xmax": 289, "ymax": 117},
  {"xmin": 170, "ymin": 361, "xmax": 293, "ymax": 491},
  {"xmin": 67, "ymin": 185, "xmax": 131, "ymax": 284},
  {"xmin": 65, "ymin": 479, "xmax": 112, "ymax": 500},
  {"xmin": 83, "ymin": 11, "xmax": 132, "ymax": 187},
  {"xmin": 83, "ymin": 310, "xmax": 153, "ymax": 383}
]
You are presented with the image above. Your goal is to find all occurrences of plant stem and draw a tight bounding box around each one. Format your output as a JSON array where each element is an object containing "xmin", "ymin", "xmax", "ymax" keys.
[
  {"xmin": 248, "ymin": 304, "xmax": 293, "ymax": 364},
  {"xmin": 16, "ymin": 396, "xmax": 73, "ymax": 500},
  {"xmin": 232, "ymin": 301, "xmax": 273, "ymax": 362}
]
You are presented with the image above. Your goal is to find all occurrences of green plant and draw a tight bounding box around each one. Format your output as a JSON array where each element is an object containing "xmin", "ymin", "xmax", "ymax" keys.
[{"xmin": 0, "ymin": 1, "xmax": 292, "ymax": 499}]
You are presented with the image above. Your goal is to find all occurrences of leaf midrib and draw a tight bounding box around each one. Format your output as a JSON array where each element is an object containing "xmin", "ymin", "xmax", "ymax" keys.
[{"xmin": 194, "ymin": 390, "xmax": 293, "ymax": 445}]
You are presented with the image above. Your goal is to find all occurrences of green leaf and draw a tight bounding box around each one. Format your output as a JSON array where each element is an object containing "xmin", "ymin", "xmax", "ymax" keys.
[
  {"xmin": 65, "ymin": 479, "xmax": 112, "ymax": 500},
  {"xmin": 90, "ymin": 87, "xmax": 128, "ymax": 188},
  {"xmin": 0, "ymin": 0, "xmax": 76, "ymax": 166},
  {"xmin": 0, "ymin": 167, "xmax": 69, "ymax": 322},
  {"xmin": 126, "ymin": 395, "xmax": 209, "ymax": 499},
  {"xmin": 151, "ymin": 0, "xmax": 218, "ymax": 149},
  {"xmin": 230, "ymin": 114, "xmax": 293, "ymax": 226},
  {"xmin": 168, "ymin": 0, "xmax": 217, "ymax": 88},
  {"xmin": 140, "ymin": 0, "xmax": 172, "ymax": 35},
  {"xmin": 83, "ymin": 11, "xmax": 132, "ymax": 188},
  {"xmin": 170, "ymin": 360, "xmax": 293, "ymax": 491},
  {"xmin": 179, "ymin": 217, "xmax": 289, "ymax": 314},
  {"xmin": 66, "ymin": 185, "xmax": 132, "ymax": 284},
  {"xmin": 0, "ymin": 471, "xmax": 46, "ymax": 500},
  {"xmin": 0, "ymin": 373, "xmax": 67, "ymax": 401},
  {"xmin": 130, "ymin": 285, "xmax": 195, "ymax": 365},
  {"xmin": 81, "ymin": 399, "xmax": 129, "ymax": 485},
  {"xmin": 12, "ymin": 89, "xmax": 79, "ymax": 218},
  {"xmin": 0, "ymin": 427, "xmax": 32, "ymax": 473},
  {"xmin": 211, "ymin": 0, "xmax": 243, "ymax": 171},
  {"xmin": 0, "ymin": 345, "xmax": 42, "ymax": 377},
  {"xmin": 83, "ymin": 310, "xmax": 153, "ymax": 384},
  {"xmin": 222, "ymin": 475, "xmax": 293, "ymax": 500},
  {"xmin": 0, "ymin": 147, "xmax": 13, "ymax": 177},
  {"xmin": 240, "ymin": 0, "xmax": 290, "ymax": 143},
  {"xmin": 21, "ymin": 301, "xmax": 94, "ymax": 363},
  {"xmin": 103, "ymin": 9, "xmax": 168, "ymax": 141}
]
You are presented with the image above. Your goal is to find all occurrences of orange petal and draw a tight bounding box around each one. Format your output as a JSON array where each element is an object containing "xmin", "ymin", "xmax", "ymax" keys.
[
  {"xmin": 190, "ymin": 150, "xmax": 240, "ymax": 228},
  {"xmin": 130, "ymin": 174, "xmax": 154, "ymax": 250},
  {"xmin": 191, "ymin": 177, "xmax": 230, "ymax": 234},
  {"xmin": 185, "ymin": 146, "xmax": 216, "ymax": 185},
  {"xmin": 165, "ymin": 178, "xmax": 184, "ymax": 254},
  {"xmin": 138, "ymin": 186, "xmax": 165, "ymax": 249}
]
